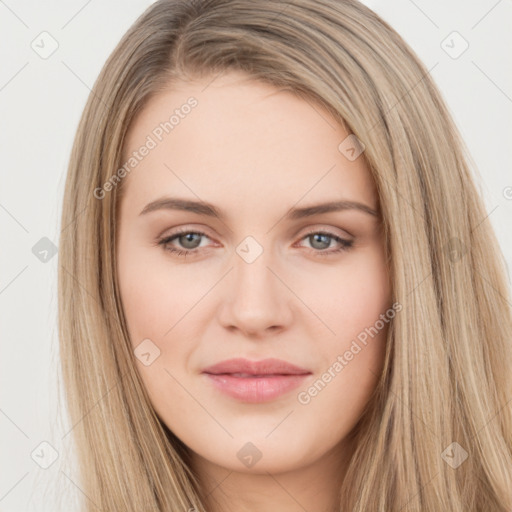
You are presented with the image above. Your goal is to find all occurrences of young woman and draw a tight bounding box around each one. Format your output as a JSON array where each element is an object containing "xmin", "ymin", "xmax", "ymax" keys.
[{"xmin": 58, "ymin": 0, "xmax": 512, "ymax": 510}]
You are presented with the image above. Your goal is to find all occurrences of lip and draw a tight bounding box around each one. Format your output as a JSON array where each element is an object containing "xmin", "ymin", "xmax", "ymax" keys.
[{"xmin": 202, "ymin": 358, "xmax": 312, "ymax": 403}]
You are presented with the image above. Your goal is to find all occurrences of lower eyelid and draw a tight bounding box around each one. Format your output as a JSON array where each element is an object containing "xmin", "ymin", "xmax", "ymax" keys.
[{"xmin": 159, "ymin": 230, "xmax": 352, "ymax": 254}]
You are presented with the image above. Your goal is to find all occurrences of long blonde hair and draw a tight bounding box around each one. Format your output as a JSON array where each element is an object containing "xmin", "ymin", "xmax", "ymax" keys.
[{"xmin": 58, "ymin": 0, "xmax": 512, "ymax": 509}]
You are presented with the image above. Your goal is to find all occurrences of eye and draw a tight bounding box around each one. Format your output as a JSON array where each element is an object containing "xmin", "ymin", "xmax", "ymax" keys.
[
  {"xmin": 157, "ymin": 228, "xmax": 212, "ymax": 258},
  {"xmin": 157, "ymin": 228, "xmax": 354, "ymax": 258},
  {"xmin": 296, "ymin": 229, "xmax": 354, "ymax": 256}
]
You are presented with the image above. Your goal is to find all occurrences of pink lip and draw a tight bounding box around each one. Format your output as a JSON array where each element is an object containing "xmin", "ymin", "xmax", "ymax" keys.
[{"xmin": 202, "ymin": 358, "xmax": 311, "ymax": 403}]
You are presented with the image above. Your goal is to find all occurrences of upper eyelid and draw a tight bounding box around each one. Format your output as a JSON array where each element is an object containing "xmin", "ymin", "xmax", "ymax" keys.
[{"xmin": 161, "ymin": 225, "xmax": 353, "ymax": 244}]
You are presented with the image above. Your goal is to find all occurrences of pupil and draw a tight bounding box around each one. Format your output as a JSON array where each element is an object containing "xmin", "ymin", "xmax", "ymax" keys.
[
  {"xmin": 182, "ymin": 233, "xmax": 199, "ymax": 248},
  {"xmin": 312, "ymin": 234, "xmax": 329, "ymax": 249}
]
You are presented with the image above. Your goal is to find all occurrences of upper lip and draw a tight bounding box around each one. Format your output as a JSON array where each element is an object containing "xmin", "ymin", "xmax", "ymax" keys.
[{"xmin": 202, "ymin": 358, "xmax": 311, "ymax": 376}]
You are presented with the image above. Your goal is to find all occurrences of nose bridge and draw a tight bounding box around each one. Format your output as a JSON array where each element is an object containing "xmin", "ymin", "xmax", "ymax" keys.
[
  {"xmin": 233, "ymin": 234, "xmax": 279, "ymax": 300},
  {"xmin": 218, "ymin": 234, "xmax": 292, "ymax": 333}
]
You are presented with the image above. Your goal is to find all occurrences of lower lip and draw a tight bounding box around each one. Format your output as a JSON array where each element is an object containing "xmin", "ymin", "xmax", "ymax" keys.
[{"xmin": 203, "ymin": 373, "xmax": 310, "ymax": 403}]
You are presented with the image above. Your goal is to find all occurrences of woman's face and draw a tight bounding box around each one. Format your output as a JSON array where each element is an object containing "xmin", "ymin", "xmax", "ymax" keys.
[{"xmin": 117, "ymin": 71, "xmax": 391, "ymax": 476}]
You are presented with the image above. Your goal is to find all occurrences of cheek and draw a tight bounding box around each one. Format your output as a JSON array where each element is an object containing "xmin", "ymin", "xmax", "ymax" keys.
[
  {"xmin": 301, "ymin": 246, "xmax": 390, "ymax": 343},
  {"xmin": 298, "ymin": 247, "xmax": 390, "ymax": 400},
  {"xmin": 117, "ymin": 246, "xmax": 203, "ymax": 422},
  {"xmin": 117, "ymin": 244, "xmax": 210, "ymax": 345}
]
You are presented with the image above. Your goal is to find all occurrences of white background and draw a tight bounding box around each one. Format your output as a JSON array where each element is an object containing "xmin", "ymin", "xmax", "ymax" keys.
[{"xmin": 1, "ymin": 0, "xmax": 511, "ymax": 510}]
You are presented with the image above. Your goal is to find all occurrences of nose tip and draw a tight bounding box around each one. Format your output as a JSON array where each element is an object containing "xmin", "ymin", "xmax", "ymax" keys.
[{"xmin": 217, "ymin": 253, "xmax": 293, "ymax": 337}]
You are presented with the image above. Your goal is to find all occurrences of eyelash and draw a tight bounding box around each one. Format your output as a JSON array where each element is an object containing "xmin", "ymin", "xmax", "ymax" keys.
[{"xmin": 157, "ymin": 227, "xmax": 354, "ymax": 258}]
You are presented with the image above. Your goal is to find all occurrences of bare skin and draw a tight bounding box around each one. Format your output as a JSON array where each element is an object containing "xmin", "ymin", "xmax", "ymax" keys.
[{"xmin": 116, "ymin": 70, "xmax": 391, "ymax": 512}]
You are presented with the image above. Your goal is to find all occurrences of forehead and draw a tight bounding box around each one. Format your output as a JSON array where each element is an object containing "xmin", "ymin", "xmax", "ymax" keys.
[{"xmin": 120, "ymin": 71, "xmax": 377, "ymax": 216}]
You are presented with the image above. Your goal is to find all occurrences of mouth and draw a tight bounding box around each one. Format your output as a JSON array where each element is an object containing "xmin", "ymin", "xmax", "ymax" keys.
[{"xmin": 201, "ymin": 358, "xmax": 312, "ymax": 403}]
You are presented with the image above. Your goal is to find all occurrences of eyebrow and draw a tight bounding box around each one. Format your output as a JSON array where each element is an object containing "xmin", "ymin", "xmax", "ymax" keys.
[{"xmin": 139, "ymin": 197, "xmax": 379, "ymax": 219}]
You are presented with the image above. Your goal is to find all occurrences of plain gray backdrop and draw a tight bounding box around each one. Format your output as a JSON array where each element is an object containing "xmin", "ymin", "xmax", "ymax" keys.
[{"xmin": 1, "ymin": 0, "xmax": 511, "ymax": 510}]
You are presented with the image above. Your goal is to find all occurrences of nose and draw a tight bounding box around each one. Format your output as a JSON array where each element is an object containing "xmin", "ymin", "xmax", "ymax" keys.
[{"xmin": 216, "ymin": 245, "xmax": 294, "ymax": 338}]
